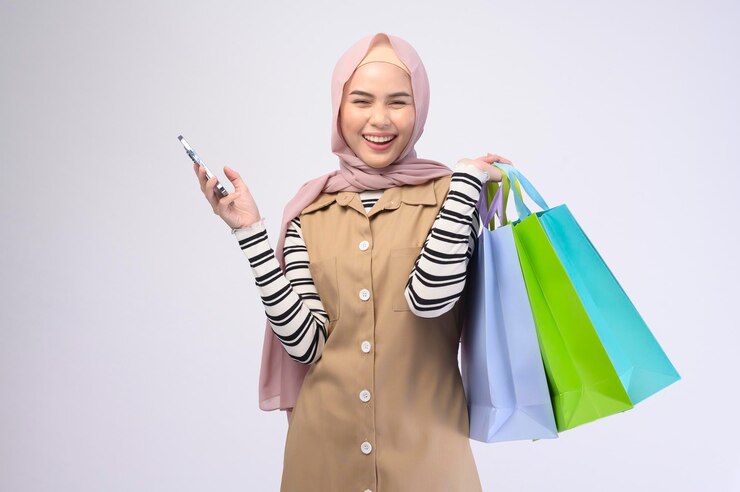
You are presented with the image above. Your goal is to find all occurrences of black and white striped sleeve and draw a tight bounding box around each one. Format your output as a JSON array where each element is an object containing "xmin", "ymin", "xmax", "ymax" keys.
[
  {"xmin": 403, "ymin": 160, "xmax": 488, "ymax": 318},
  {"xmin": 234, "ymin": 217, "xmax": 328, "ymax": 364}
]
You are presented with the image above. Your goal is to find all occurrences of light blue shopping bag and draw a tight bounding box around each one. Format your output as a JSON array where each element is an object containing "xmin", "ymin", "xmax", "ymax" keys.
[
  {"xmin": 460, "ymin": 182, "xmax": 558, "ymax": 443},
  {"xmin": 493, "ymin": 163, "xmax": 681, "ymax": 404}
]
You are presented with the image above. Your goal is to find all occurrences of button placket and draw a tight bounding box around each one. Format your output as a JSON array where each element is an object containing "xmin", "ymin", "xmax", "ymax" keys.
[{"xmin": 356, "ymin": 218, "xmax": 376, "ymax": 487}]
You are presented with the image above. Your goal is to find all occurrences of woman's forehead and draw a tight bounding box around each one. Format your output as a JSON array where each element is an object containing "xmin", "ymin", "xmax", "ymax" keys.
[{"xmin": 343, "ymin": 63, "xmax": 413, "ymax": 95}]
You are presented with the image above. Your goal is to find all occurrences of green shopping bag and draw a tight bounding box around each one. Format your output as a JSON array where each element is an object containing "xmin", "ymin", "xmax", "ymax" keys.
[{"xmin": 494, "ymin": 163, "xmax": 633, "ymax": 432}]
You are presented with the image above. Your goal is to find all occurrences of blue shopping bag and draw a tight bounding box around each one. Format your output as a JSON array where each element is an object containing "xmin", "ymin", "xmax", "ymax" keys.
[
  {"xmin": 494, "ymin": 163, "xmax": 681, "ymax": 404},
  {"xmin": 460, "ymin": 181, "xmax": 558, "ymax": 442}
]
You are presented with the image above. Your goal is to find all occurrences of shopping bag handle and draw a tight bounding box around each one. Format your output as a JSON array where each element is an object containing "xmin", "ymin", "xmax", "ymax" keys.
[
  {"xmin": 492, "ymin": 163, "xmax": 550, "ymax": 218},
  {"xmin": 488, "ymin": 179, "xmax": 509, "ymax": 227},
  {"xmin": 476, "ymin": 173, "xmax": 516, "ymax": 230},
  {"xmin": 480, "ymin": 183, "xmax": 504, "ymax": 226},
  {"xmin": 477, "ymin": 174, "xmax": 512, "ymax": 230}
]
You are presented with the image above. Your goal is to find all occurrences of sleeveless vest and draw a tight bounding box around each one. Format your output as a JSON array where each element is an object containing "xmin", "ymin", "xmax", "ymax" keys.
[{"xmin": 280, "ymin": 175, "xmax": 482, "ymax": 492}]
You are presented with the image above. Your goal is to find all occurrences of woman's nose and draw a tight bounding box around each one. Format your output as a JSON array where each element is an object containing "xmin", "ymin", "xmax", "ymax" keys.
[{"xmin": 368, "ymin": 104, "xmax": 391, "ymax": 127}]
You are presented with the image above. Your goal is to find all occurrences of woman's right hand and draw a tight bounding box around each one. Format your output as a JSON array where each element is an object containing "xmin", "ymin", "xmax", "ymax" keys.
[
  {"xmin": 193, "ymin": 163, "xmax": 262, "ymax": 229},
  {"xmin": 458, "ymin": 153, "xmax": 514, "ymax": 183}
]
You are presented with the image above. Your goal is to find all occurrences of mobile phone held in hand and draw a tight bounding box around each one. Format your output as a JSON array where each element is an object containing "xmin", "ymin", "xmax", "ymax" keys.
[{"xmin": 178, "ymin": 135, "xmax": 229, "ymax": 197}]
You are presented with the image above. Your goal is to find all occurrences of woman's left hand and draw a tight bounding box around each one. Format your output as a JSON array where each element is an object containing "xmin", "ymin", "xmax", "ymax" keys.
[{"xmin": 458, "ymin": 153, "xmax": 514, "ymax": 182}]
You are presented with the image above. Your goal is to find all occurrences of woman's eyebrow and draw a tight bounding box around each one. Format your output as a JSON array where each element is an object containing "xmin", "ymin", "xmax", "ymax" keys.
[{"xmin": 349, "ymin": 90, "xmax": 412, "ymax": 98}]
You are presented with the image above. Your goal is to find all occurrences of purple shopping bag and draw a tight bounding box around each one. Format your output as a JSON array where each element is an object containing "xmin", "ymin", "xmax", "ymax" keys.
[{"xmin": 460, "ymin": 181, "xmax": 557, "ymax": 442}]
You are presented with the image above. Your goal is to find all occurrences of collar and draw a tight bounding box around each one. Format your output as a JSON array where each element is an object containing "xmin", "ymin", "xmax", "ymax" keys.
[{"xmin": 301, "ymin": 177, "xmax": 439, "ymax": 216}]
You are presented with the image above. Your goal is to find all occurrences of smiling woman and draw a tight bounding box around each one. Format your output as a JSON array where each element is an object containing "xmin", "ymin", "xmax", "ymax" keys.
[
  {"xmin": 339, "ymin": 35, "xmax": 416, "ymax": 169},
  {"xmin": 194, "ymin": 31, "xmax": 509, "ymax": 492}
]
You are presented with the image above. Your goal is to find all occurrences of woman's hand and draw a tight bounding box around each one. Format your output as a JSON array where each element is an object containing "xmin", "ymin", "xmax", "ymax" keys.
[
  {"xmin": 458, "ymin": 153, "xmax": 514, "ymax": 182},
  {"xmin": 193, "ymin": 163, "xmax": 262, "ymax": 229}
]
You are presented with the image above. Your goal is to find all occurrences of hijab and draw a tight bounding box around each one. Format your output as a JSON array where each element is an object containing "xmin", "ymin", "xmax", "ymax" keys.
[{"xmin": 258, "ymin": 32, "xmax": 454, "ymax": 419}]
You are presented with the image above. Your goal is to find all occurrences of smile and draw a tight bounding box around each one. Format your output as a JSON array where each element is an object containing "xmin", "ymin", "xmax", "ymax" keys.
[{"xmin": 363, "ymin": 135, "xmax": 396, "ymax": 143}]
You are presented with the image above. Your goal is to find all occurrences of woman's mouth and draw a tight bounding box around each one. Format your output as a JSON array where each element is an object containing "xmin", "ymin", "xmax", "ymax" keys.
[{"xmin": 363, "ymin": 134, "xmax": 396, "ymax": 151}]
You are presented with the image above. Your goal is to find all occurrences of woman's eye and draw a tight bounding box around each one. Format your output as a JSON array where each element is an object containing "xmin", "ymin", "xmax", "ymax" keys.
[
  {"xmin": 391, "ymin": 101, "xmax": 406, "ymax": 106},
  {"xmin": 353, "ymin": 100, "xmax": 370, "ymax": 104}
]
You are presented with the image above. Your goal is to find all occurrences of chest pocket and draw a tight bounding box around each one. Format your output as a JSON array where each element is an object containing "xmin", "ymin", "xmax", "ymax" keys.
[
  {"xmin": 390, "ymin": 246, "xmax": 423, "ymax": 312},
  {"xmin": 308, "ymin": 256, "xmax": 340, "ymax": 322}
]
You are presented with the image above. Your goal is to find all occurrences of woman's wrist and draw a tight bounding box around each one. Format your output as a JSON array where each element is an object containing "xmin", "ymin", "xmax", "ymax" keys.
[
  {"xmin": 455, "ymin": 160, "xmax": 489, "ymax": 183},
  {"xmin": 231, "ymin": 217, "xmax": 267, "ymax": 235}
]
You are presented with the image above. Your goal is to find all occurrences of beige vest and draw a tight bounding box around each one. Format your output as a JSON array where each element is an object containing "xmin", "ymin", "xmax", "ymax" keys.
[{"xmin": 280, "ymin": 175, "xmax": 482, "ymax": 492}]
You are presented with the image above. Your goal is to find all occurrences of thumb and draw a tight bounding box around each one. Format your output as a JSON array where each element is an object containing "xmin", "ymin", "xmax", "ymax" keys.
[{"xmin": 223, "ymin": 165, "xmax": 244, "ymax": 187}]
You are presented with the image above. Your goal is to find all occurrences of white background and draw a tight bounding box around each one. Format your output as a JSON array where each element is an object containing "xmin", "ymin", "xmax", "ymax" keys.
[{"xmin": 1, "ymin": 0, "xmax": 738, "ymax": 490}]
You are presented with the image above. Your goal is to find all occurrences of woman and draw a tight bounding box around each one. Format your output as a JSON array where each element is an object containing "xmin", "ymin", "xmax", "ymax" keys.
[{"xmin": 194, "ymin": 32, "xmax": 513, "ymax": 492}]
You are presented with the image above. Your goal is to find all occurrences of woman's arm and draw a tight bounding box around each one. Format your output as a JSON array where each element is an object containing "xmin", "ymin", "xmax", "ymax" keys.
[
  {"xmin": 235, "ymin": 217, "xmax": 329, "ymax": 363},
  {"xmin": 403, "ymin": 161, "xmax": 487, "ymax": 318}
]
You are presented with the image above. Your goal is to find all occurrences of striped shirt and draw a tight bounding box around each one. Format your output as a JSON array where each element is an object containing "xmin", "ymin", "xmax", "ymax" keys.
[{"xmin": 235, "ymin": 161, "xmax": 488, "ymax": 364}]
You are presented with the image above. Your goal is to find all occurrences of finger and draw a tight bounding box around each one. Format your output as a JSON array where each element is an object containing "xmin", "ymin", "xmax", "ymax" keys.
[
  {"xmin": 223, "ymin": 165, "xmax": 245, "ymax": 192},
  {"xmin": 195, "ymin": 164, "xmax": 210, "ymax": 192},
  {"xmin": 487, "ymin": 153, "xmax": 513, "ymax": 165},
  {"xmin": 196, "ymin": 165, "xmax": 208, "ymax": 193},
  {"xmin": 215, "ymin": 190, "xmax": 240, "ymax": 213},
  {"xmin": 477, "ymin": 154, "xmax": 498, "ymax": 164},
  {"xmin": 204, "ymin": 176, "xmax": 220, "ymax": 208}
]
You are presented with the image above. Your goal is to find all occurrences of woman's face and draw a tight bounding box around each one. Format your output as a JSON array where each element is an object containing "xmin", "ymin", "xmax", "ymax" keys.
[{"xmin": 339, "ymin": 62, "xmax": 415, "ymax": 169}]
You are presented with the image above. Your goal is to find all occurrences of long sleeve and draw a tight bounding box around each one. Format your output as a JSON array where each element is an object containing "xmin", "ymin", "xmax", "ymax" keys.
[
  {"xmin": 234, "ymin": 217, "xmax": 329, "ymax": 364},
  {"xmin": 403, "ymin": 161, "xmax": 488, "ymax": 318}
]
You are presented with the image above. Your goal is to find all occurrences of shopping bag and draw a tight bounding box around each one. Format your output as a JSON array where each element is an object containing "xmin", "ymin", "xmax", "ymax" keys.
[
  {"xmin": 460, "ymin": 177, "xmax": 558, "ymax": 442},
  {"xmin": 492, "ymin": 163, "xmax": 634, "ymax": 432},
  {"xmin": 496, "ymin": 163, "xmax": 680, "ymax": 405}
]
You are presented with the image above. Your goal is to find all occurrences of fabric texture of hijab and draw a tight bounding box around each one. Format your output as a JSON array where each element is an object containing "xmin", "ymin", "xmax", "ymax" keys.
[{"xmin": 258, "ymin": 32, "xmax": 454, "ymax": 419}]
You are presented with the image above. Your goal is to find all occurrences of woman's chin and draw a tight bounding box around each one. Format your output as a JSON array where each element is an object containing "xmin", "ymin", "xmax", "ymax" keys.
[
  {"xmin": 359, "ymin": 152, "xmax": 399, "ymax": 169},
  {"xmin": 365, "ymin": 160, "xmax": 392, "ymax": 169}
]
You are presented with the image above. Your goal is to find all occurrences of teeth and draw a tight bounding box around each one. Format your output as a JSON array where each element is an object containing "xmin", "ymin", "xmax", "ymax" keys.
[{"xmin": 364, "ymin": 135, "xmax": 395, "ymax": 143}]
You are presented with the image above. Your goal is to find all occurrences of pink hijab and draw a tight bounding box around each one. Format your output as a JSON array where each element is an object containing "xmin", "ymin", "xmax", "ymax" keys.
[{"xmin": 258, "ymin": 32, "xmax": 454, "ymax": 421}]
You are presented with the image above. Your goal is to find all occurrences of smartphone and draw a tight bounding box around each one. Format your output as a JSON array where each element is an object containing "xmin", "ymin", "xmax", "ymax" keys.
[{"xmin": 178, "ymin": 135, "xmax": 229, "ymax": 197}]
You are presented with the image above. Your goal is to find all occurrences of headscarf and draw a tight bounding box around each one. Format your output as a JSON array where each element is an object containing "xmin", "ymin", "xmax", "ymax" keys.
[
  {"xmin": 258, "ymin": 32, "xmax": 454, "ymax": 420},
  {"xmin": 355, "ymin": 34, "xmax": 411, "ymax": 76}
]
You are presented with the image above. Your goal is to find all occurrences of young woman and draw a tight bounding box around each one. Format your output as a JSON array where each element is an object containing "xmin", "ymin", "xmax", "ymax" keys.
[{"xmin": 194, "ymin": 32, "xmax": 513, "ymax": 492}]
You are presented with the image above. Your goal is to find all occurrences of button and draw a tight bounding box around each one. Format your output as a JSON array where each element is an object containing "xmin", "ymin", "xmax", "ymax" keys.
[
  {"xmin": 360, "ymin": 441, "xmax": 373, "ymax": 454},
  {"xmin": 359, "ymin": 389, "xmax": 371, "ymax": 402},
  {"xmin": 364, "ymin": 489, "xmax": 373, "ymax": 492},
  {"xmin": 361, "ymin": 341, "xmax": 371, "ymax": 353},
  {"xmin": 359, "ymin": 240, "xmax": 369, "ymax": 251},
  {"xmin": 359, "ymin": 289, "xmax": 370, "ymax": 301}
]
